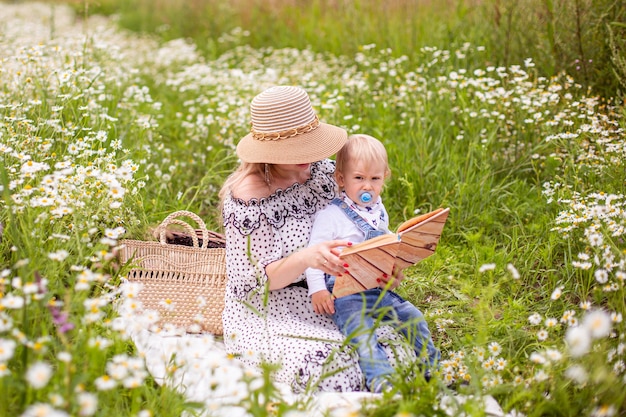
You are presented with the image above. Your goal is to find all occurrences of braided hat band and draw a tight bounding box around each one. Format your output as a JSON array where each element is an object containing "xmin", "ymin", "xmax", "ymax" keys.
[
  {"xmin": 251, "ymin": 115, "xmax": 320, "ymax": 141},
  {"xmin": 237, "ymin": 86, "xmax": 347, "ymax": 164}
]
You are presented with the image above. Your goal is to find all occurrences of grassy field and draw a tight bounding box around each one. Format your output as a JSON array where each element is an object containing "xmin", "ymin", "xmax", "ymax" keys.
[
  {"xmin": 0, "ymin": 1, "xmax": 625, "ymax": 416},
  {"xmin": 73, "ymin": 0, "xmax": 626, "ymax": 99}
]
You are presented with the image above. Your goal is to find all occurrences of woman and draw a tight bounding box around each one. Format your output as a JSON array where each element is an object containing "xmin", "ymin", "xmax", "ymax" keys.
[{"xmin": 219, "ymin": 86, "xmax": 413, "ymax": 393}]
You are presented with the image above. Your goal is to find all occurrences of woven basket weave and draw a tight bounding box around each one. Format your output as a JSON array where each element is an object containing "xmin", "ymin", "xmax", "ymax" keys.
[{"xmin": 119, "ymin": 211, "xmax": 226, "ymax": 335}]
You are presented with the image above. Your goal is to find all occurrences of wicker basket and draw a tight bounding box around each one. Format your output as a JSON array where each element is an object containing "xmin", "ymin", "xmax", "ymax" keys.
[{"xmin": 119, "ymin": 211, "xmax": 226, "ymax": 335}]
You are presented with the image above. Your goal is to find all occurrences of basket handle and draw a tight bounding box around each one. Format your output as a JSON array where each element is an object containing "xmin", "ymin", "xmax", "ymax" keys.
[{"xmin": 157, "ymin": 210, "xmax": 209, "ymax": 249}]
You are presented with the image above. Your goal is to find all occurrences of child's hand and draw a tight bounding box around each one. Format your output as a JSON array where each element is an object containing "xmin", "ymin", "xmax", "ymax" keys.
[
  {"xmin": 392, "ymin": 266, "xmax": 405, "ymax": 288},
  {"xmin": 311, "ymin": 290, "xmax": 335, "ymax": 315},
  {"xmin": 378, "ymin": 267, "xmax": 404, "ymax": 290}
]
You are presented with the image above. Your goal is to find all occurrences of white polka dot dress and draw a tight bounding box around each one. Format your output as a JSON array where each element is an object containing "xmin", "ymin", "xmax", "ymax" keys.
[{"xmin": 221, "ymin": 159, "xmax": 413, "ymax": 393}]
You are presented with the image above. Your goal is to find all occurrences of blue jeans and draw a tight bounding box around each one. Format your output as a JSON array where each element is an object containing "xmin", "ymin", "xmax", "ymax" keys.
[{"xmin": 327, "ymin": 276, "xmax": 440, "ymax": 392}]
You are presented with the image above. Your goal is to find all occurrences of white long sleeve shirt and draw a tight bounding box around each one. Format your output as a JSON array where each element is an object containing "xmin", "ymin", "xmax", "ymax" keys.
[{"xmin": 305, "ymin": 201, "xmax": 390, "ymax": 295}]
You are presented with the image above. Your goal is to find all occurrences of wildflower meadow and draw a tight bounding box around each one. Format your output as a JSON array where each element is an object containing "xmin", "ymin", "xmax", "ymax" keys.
[{"xmin": 0, "ymin": 2, "xmax": 625, "ymax": 417}]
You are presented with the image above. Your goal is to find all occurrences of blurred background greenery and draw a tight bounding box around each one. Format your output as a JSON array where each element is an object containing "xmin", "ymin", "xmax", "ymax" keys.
[
  {"xmin": 2, "ymin": 2, "xmax": 625, "ymax": 415},
  {"xmin": 54, "ymin": 0, "xmax": 626, "ymax": 100}
]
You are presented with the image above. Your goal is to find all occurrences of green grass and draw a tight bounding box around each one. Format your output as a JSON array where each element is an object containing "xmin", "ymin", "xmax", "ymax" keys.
[
  {"xmin": 1, "ymin": 1, "xmax": 625, "ymax": 416},
  {"xmin": 73, "ymin": 0, "xmax": 626, "ymax": 98}
]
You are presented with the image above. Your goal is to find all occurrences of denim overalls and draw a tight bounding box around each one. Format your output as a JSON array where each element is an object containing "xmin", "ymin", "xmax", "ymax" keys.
[{"xmin": 326, "ymin": 198, "xmax": 440, "ymax": 392}]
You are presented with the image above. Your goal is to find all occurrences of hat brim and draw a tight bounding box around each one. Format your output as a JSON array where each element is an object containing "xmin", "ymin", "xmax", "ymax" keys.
[{"xmin": 236, "ymin": 122, "xmax": 348, "ymax": 164}]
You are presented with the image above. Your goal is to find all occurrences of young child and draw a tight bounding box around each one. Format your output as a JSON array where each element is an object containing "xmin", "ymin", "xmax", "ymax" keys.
[{"xmin": 305, "ymin": 134, "xmax": 440, "ymax": 393}]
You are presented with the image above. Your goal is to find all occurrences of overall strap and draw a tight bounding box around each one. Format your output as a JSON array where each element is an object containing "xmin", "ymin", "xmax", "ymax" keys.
[{"xmin": 331, "ymin": 198, "xmax": 386, "ymax": 240}]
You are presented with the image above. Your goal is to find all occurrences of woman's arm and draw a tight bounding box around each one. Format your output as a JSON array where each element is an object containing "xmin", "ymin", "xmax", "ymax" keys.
[
  {"xmin": 265, "ymin": 240, "xmax": 350, "ymax": 290},
  {"xmin": 227, "ymin": 172, "xmax": 350, "ymax": 291}
]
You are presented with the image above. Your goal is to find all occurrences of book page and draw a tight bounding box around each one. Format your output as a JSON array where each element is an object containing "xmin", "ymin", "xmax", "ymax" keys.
[
  {"xmin": 395, "ymin": 208, "xmax": 449, "ymax": 270},
  {"xmin": 396, "ymin": 207, "xmax": 445, "ymax": 233}
]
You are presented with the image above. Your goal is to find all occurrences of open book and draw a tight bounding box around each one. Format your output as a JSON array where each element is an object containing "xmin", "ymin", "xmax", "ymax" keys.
[{"xmin": 332, "ymin": 207, "xmax": 450, "ymax": 298}]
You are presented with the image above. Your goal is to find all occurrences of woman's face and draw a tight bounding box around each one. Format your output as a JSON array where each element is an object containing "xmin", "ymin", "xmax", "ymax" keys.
[
  {"xmin": 336, "ymin": 159, "xmax": 386, "ymax": 207},
  {"xmin": 275, "ymin": 163, "xmax": 311, "ymax": 172},
  {"xmin": 272, "ymin": 163, "xmax": 311, "ymax": 182}
]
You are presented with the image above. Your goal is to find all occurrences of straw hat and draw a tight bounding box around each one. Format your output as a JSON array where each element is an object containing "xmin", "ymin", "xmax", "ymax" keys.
[{"xmin": 236, "ymin": 86, "xmax": 348, "ymax": 164}]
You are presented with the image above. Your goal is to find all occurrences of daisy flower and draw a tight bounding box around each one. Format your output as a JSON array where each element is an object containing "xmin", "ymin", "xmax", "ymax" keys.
[
  {"xmin": 565, "ymin": 325, "xmax": 592, "ymax": 357},
  {"xmin": 77, "ymin": 392, "xmax": 98, "ymax": 416},
  {"xmin": 26, "ymin": 361, "xmax": 53, "ymax": 389},
  {"xmin": 583, "ymin": 309, "xmax": 612, "ymax": 339}
]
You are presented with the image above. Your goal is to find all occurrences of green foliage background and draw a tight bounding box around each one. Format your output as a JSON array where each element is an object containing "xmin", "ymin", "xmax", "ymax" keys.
[
  {"xmin": 1, "ymin": 1, "xmax": 625, "ymax": 416},
  {"xmin": 75, "ymin": 0, "xmax": 626, "ymax": 99}
]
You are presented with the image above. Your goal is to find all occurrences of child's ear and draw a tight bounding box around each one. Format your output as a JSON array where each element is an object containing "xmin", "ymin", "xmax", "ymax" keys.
[{"xmin": 335, "ymin": 171, "xmax": 345, "ymax": 187}]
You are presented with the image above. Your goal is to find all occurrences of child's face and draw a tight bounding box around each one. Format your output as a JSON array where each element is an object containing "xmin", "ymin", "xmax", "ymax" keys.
[{"xmin": 336, "ymin": 159, "xmax": 386, "ymax": 207}]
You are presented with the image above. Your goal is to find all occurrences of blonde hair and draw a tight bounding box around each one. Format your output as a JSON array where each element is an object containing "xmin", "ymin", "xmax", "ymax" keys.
[
  {"xmin": 335, "ymin": 134, "xmax": 391, "ymax": 181},
  {"xmin": 218, "ymin": 162, "xmax": 264, "ymax": 208}
]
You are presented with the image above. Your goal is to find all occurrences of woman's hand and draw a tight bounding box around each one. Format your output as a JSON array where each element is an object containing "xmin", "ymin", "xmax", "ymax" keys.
[
  {"xmin": 311, "ymin": 290, "xmax": 335, "ymax": 315},
  {"xmin": 266, "ymin": 239, "xmax": 351, "ymax": 290},
  {"xmin": 306, "ymin": 239, "xmax": 352, "ymax": 277}
]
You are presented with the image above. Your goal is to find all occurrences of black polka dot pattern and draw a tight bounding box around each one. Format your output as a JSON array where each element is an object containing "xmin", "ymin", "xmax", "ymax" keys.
[{"xmin": 221, "ymin": 159, "xmax": 413, "ymax": 393}]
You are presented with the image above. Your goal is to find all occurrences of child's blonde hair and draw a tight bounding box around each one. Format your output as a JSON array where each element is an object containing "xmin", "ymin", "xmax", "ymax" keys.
[{"xmin": 335, "ymin": 134, "xmax": 391, "ymax": 180}]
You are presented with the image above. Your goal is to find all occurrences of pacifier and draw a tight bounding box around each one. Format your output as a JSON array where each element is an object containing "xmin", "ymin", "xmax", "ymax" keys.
[{"xmin": 358, "ymin": 191, "xmax": 373, "ymax": 204}]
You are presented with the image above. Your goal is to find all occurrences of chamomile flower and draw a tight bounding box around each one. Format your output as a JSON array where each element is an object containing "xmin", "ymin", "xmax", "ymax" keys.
[
  {"xmin": 565, "ymin": 364, "xmax": 588, "ymax": 384},
  {"xmin": 94, "ymin": 375, "xmax": 116, "ymax": 391},
  {"xmin": 26, "ymin": 361, "xmax": 53, "ymax": 389},
  {"xmin": 21, "ymin": 403, "xmax": 69, "ymax": 417},
  {"xmin": 610, "ymin": 312, "xmax": 622, "ymax": 323},
  {"xmin": 545, "ymin": 318, "xmax": 558, "ymax": 328},
  {"xmin": 528, "ymin": 313, "xmax": 542, "ymax": 325},
  {"xmin": 588, "ymin": 233, "xmax": 604, "ymax": 247},
  {"xmin": 565, "ymin": 325, "xmax": 592, "ymax": 357},
  {"xmin": 48, "ymin": 250, "xmax": 69, "ymax": 262},
  {"xmin": 104, "ymin": 227, "xmax": 126, "ymax": 239},
  {"xmin": 158, "ymin": 298, "xmax": 175, "ymax": 311},
  {"xmin": 106, "ymin": 363, "xmax": 129, "ymax": 381},
  {"xmin": 506, "ymin": 263, "xmax": 520, "ymax": 279},
  {"xmin": 88, "ymin": 336, "xmax": 113, "ymax": 351},
  {"xmin": 487, "ymin": 341, "xmax": 502, "ymax": 357},
  {"xmin": 591, "ymin": 405, "xmax": 616, "ymax": 417},
  {"xmin": 77, "ymin": 392, "xmax": 98, "ymax": 416},
  {"xmin": 478, "ymin": 263, "xmax": 496, "ymax": 273},
  {"xmin": 583, "ymin": 309, "xmax": 612, "ymax": 339},
  {"xmin": 594, "ymin": 269, "xmax": 609, "ymax": 284},
  {"xmin": 529, "ymin": 352, "xmax": 546, "ymax": 364},
  {"xmin": 0, "ymin": 313, "xmax": 12, "ymax": 333},
  {"xmin": 122, "ymin": 375, "xmax": 143, "ymax": 389},
  {"xmin": 0, "ymin": 362, "xmax": 8, "ymax": 376},
  {"xmin": 544, "ymin": 348, "xmax": 563, "ymax": 362},
  {"xmin": 560, "ymin": 310, "xmax": 576, "ymax": 324},
  {"xmin": 0, "ymin": 338, "xmax": 17, "ymax": 361},
  {"xmin": 49, "ymin": 393, "xmax": 65, "ymax": 407},
  {"xmin": 550, "ymin": 286, "xmax": 564, "ymax": 300},
  {"xmin": 1, "ymin": 294, "xmax": 25, "ymax": 309},
  {"xmin": 534, "ymin": 369, "xmax": 549, "ymax": 382}
]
